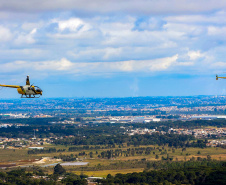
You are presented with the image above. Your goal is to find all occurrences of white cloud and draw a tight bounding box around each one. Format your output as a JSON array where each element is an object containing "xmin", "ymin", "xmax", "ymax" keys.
[
  {"xmin": 34, "ymin": 58, "xmax": 73, "ymax": 71},
  {"xmin": 207, "ymin": 26, "xmax": 226, "ymax": 36},
  {"xmin": 53, "ymin": 18, "xmax": 91, "ymax": 32},
  {"xmin": 212, "ymin": 62, "xmax": 226, "ymax": 67},
  {"xmin": 0, "ymin": 3, "xmax": 225, "ymax": 79},
  {"xmin": 163, "ymin": 23, "xmax": 204, "ymax": 37},
  {"xmin": 188, "ymin": 50, "xmax": 204, "ymax": 60},
  {"xmin": 1, "ymin": 58, "xmax": 73, "ymax": 72},
  {"xmin": 14, "ymin": 28, "xmax": 37, "ymax": 45},
  {"xmin": 0, "ymin": 26, "xmax": 12, "ymax": 42},
  {"xmin": 2, "ymin": 1, "xmax": 226, "ymax": 97},
  {"xmin": 0, "ymin": 55, "xmax": 192, "ymax": 76},
  {"xmin": 0, "ymin": 48, "xmax": 46, "ymax": 61}
]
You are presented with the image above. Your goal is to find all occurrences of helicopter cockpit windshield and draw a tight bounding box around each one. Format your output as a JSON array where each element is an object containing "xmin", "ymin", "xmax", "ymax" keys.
[{"xmin": 35, "ymin": 86, "xmax": 42, "ymax": 92}]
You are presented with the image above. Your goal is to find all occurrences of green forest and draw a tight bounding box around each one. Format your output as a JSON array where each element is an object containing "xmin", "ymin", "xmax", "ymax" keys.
[
  {"xmin": 98, "ymin": 164, "xmax": 226, "ymax": 185},
  {"xmin": 0, "ymin": 161, "xmax": 225, "ymax": 185}
]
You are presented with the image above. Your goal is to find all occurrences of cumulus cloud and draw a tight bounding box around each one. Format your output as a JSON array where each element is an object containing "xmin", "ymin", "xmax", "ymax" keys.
[
  {"xmin": 0, "ymin": 2, "xmax": 226, "ymax": 80},
  {"xmin": 0, "ymin": 55, "xmax": 191, "ymax": 75},
  {"xmin": 187, "ymin": 50, "xmax": 204, "ymax": 60},
  {"xmin": 1, "ymin": 1, "xmax": 226, "ymax": 97},
  {"xmin": 53, "ymin": 18, "xmax": 91, "ymax": 32},
  {"xmin": 2, "ymin": 58, "xmax": 73, "ymax": 72}
]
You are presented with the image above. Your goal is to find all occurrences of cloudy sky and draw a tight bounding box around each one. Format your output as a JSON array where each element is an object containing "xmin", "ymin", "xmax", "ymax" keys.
[{"xmin": 0, "ymin": 0, "xmax": 226, "ymax": 98}]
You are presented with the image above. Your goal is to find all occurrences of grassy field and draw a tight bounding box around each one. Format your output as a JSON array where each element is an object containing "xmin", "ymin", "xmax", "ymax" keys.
[
  {"xmin": 0, "ymin": 149, "xmax": 38, "ymax": 163},
  {"xmin": 0, "ymin": 144, "xmax": 225, "ymax": 176}
]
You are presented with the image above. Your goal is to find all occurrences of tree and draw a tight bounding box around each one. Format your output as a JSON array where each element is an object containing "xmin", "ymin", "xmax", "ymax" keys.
[
  {"xmin": 53, "ymin": 164, "xmax": 66, "ymax": 175},
  {"xmin": 207, "ymin": 155, "xmax": 212, "ymax": 161},
  {"xmin": 61, "ymin": 173, "xmax": 87, "ymax": 185},
  {"xmin": 89, "ymin": 152, "xmax": 93, "ymax": 158},
  {"xmin": 147, "ymin": 162, "xmax": 151, "ymax": 169}
]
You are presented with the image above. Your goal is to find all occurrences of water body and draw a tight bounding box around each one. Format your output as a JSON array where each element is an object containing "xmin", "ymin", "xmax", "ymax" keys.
[
  {"xmin": 41, "ymin": 162, "xmax": 89, "ymax": 167},
  {"xmin": 61, "ymin": 162, "xmax": 89, "ymax": 166},
  {"xmin": 42, "ymin": 162, "xmax": 60, "ymax": 167}
]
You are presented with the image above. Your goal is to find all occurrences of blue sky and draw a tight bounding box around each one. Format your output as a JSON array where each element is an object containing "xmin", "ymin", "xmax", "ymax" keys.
[{"xmin": 1, "ymin": 0, "xmax": 226, "ymax": 97}]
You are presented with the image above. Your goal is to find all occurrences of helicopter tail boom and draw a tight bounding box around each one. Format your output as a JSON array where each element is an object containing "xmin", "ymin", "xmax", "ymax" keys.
[{"xmin": 0, "ymin": 84, "xmax": 20, "ymax": 88}]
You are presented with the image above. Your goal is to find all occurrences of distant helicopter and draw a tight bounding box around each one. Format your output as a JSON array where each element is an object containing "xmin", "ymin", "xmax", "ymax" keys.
[
  {"xmin": 216, "ymin": 75, "xmax": 226, "ymax": 80},
  {"xmin": 0, "ymin": 76, "xmax": 42, "ymax": 98}
]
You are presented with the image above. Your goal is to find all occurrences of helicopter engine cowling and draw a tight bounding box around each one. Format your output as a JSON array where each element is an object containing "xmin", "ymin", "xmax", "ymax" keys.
[{"xmin": 17, "ymin": 87, "xmax": 25, "ymax": 95}]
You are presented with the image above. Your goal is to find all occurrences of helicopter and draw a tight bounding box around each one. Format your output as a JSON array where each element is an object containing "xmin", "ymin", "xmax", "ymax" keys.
[
  {"xmin": 216, "ymin": 74, "xmax": 226, "ymax": 80},
  {"xmin": 0, "ymin": 76, "xmax": 42, "ymax": 98}
]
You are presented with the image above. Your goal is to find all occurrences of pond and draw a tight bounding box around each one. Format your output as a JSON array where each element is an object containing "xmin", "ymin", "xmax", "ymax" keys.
[
  {"xmin": 61, "ymin": 162, "xmax": 89, "ymax": 166},
  {"xmin": 41, "ymin": 161, "xmax": 89, "ymax": 167}
]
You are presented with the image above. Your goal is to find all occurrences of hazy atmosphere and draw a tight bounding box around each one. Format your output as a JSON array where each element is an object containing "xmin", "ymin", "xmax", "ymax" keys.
[{"xmin": 0, "ymin": 0, "xmax": 226, "ymax": 97}]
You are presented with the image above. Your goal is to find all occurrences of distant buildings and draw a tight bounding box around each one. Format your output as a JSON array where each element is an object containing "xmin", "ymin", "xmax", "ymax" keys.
[
  {"xmin": 191, "ymin": 115, "xmax": 226, "ymax": 120},
  {"xmin": 91, "ymin": 116, "xmax": 161, "ymax": 124},
  {"xmin": 0, "ymin": 123, "xmax": 28, "ymax": 128},
  {"xmin": 207, "ymin": 140, "xmax": 226, "ymax": 147},
  {"xmin": 0, "ymin": 113, "xmax": 29, "ymax": 118},
  {"xmin": 168, "ymin": 127, "xmax": 226, "ymax": 138}
]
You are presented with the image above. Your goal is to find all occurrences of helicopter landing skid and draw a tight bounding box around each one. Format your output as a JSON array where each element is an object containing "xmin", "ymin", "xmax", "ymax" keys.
[{"xmin": 21, "ymin": 94, "xmax": 41, "ymax": 98}]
